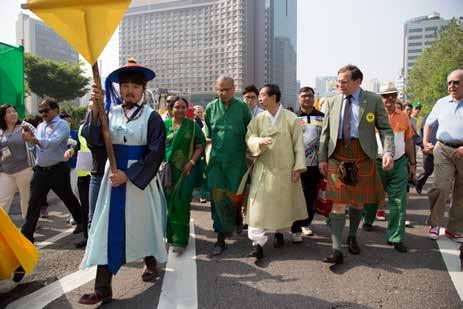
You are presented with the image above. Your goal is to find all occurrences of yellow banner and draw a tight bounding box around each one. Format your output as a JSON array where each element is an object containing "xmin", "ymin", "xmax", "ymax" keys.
[{"xmin": 25, "ymin": 0, "xmax": 131, "ymax": 64}]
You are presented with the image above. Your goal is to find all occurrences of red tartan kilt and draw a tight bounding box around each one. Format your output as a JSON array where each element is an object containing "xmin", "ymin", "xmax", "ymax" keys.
[{"xmin": 326, "ymin": 139, "xmax": 385, "ymax": 206}]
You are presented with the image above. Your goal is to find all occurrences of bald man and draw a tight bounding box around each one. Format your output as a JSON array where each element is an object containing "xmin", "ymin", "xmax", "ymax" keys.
[
  {"xmin": 205, "ymin": 75, "xmax": 252, "ymax": 255},
  {"xmin": 424, "ymin": 69, "xmax": 463, "ymax": 242}
]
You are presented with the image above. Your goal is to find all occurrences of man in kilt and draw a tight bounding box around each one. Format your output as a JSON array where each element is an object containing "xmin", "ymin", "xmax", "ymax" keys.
[{"xmin": 319, "ymin": 65, "xmax": 394, "ymax": 265}]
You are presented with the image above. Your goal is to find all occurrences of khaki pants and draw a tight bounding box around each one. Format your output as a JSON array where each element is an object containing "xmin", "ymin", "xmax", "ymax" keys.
[
  {"xmin": 0, "ymin": 167, "xmax": 33, "ymax": 218},
  {"xmin": 428, "ymin": 142, "xmax": 463, "ymax": 232}
]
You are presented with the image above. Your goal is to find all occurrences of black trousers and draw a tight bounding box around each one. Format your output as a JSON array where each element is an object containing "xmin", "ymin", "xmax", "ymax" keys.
[
  {"xmin": 77, "ymin": 175, "xmax": 91, "ymax": 239},
  {"xmin": 291, "ymin": 166, "xmax": 321, "ymax": 233},
  {"xmin": 416, "ymin": 154, "xmax": 434, "ymax": 190},
  {"xmin": 95, "ymin": 257, "xmax": 157, "ymax": 296},
  {"xmin": 21, "ymin": 162, "xmax": 82, "ymax": 242}
]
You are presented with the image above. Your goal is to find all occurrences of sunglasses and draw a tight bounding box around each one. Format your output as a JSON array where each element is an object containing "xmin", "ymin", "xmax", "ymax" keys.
[
  {"xmin": 381, "ymin": 93, "xmax": 398, "ymax": 99},
  {"xmin": 38, "ymin": 108, "xmax": 50, "ymax": 114},
  {"xmin": 448, "ymin": 80, "xmax": 460, "ymax": 86}
]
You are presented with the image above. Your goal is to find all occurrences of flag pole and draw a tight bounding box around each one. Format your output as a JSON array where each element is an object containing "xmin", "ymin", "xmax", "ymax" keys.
[{"xmin": 91, "ymin": 62, "xmax": 117, "ymax": 174}]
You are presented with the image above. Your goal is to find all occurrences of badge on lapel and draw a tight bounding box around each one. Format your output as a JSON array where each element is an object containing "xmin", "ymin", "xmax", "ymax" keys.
[{"xmin": 366, "ymin": 112, "xmax": 375, "ymax": 123}]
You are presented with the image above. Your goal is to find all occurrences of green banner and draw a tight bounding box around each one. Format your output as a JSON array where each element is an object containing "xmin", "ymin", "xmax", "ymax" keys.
[{"xmin": 0, "ymin": 43, "xmax": 25, "ymax": 118}]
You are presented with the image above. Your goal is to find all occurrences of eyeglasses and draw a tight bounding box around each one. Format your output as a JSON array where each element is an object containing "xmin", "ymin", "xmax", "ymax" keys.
[
  {"xmin": 38, "ymin": 108, "xmax": 50, "ymax": 114},
  {"xmin": 243, "ymin": 95, "xmax": 257, "ymax": 100},
  {"xmin": 448, "ymin": 80, "xmax": 460, "ymax": 86},
  {"xmin": 381, "ymin": 93, "xmax": 398, "ymax": 99},
  {"xmin": 300, "ymin": 94, "xmax": 314, "ymax": 99}
]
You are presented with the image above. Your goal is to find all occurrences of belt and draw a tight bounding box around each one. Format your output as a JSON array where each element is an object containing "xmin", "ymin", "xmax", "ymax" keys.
[
  {"xmin": 35, "ymin": 162, "xmax": 64, "ymax": 171},
  {"xmin": 438, "ymin": 140, "xmax": 463, "ymax": 149}
]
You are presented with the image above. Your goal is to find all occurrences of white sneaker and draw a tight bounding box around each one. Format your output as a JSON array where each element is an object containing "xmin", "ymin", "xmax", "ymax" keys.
[
  {"xmin": 405, "ymin": 220, "xmax": 411, "ymax": 227},
  {"xmin": 428, "ymin": 226, "xmax": 440, "ymax": 240},
  {"xmin": 292, "ymin": 232, "xmax": 302, "ymax": 243},
  {"xmin": 301, "ymin": 226, "xmax": 314, "ymax": 236}
]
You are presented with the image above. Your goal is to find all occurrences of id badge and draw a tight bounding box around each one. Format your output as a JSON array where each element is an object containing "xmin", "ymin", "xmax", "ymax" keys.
[{"xmin": 1, "ymin": 146, "xmax": 12, "ymax": 161}]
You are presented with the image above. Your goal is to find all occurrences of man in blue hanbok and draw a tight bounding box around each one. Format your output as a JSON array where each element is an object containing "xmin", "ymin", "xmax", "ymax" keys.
[{"xmin": 78, "ymin": 59, "xmax": 167, "ymax": 305}]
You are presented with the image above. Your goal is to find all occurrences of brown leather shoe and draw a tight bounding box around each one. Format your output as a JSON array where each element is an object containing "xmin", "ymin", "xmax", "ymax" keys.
[{"xmin": 78, "ymin": 290, "xmax": 112, "ymax": 305}]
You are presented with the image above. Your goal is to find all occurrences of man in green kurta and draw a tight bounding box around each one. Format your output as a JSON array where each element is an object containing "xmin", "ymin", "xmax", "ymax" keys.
[{"xmin": 205, "ymin": 75, "xmax": 252, "ymax": 256}]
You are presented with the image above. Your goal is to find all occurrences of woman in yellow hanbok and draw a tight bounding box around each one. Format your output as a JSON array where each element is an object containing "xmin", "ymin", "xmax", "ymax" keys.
[{"xmin": 0, "ymin": 207, "xmax": 39, "ymax": 282}]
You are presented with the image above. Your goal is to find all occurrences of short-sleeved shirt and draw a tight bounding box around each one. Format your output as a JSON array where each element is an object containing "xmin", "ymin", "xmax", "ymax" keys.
[
  {"xmin": 377, "ymin": 110, "xmax": 413, "ymax": 160},
  {"xmin": 426, "ymin": 95, "xmax": 463, "ymax": 144}
]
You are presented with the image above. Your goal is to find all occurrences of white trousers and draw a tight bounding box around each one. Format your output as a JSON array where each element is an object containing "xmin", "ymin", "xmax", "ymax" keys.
[
  {"xmin": 0, "ymin": 167, "xmax": 33, "ymax": 218},
  {"xmin": 248, "ymin": 227, "xmax": 285, "ymax": 247}
]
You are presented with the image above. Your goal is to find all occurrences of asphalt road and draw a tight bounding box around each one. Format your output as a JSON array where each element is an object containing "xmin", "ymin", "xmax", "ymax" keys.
[{"xmin": 1, "ymin": 169, "xmax": 462, "ymax": 309}]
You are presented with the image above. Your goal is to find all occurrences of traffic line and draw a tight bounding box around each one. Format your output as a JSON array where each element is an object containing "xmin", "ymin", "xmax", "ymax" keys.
[
  {"xmin": 5, "ymin": 266, "xmax": 97, "ymax": 309},
  {"xmin": 436, "ymin": 228, "xmax": 463, "ymax": 300},
  {"xmin": 36, "ymin": 227, "xmax": 75, "ymax": 249},
  {"xmin": 157, "ymin": 220, "xmax": 198, "ymax": 309}
]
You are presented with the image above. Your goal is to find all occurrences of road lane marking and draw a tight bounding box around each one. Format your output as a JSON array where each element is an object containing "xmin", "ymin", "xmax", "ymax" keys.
[
  {"xmin": 436, "ymin": 227, "xmax": 463, "ymax": 300},
  {"xmin": 5, "ymin": 266, "xmax": 96, "ymax": 309},
  {"xmin": 157, "ymin": 219, "xmax": 198, "ymax": 309},
  {"xmin": 36, "ymin": 227, "xmax": 75, "ymax": 249}
]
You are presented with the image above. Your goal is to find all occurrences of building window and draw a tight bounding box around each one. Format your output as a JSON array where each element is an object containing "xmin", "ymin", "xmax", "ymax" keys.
[
  {"xmin": 408, "ymin": 42, "xmax": 422, "ymax": 47},
  {"xmin": 425, "ymin": 33, "xmax": 437, "ymax": 39},
  {"xmin": 408, "ymin": 49, "xmax": 422, "ymax": 53},
  {"xmin": 408, "ymin": 28, "xmax": 422, "ymax": 33},
  {"xmin": 425, "ymin": 26, "xmax": 438, "ymax": 31},
  {"xmin": 408, "ymin": 35, "xmax": 422, "ymax": 40}
]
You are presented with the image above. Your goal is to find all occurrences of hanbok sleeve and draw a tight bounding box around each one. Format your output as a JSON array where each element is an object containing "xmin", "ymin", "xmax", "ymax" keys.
[
  {"xmin": 291, "ymin": 116, "xmax": 307, "ymax": 173},
  {"xmin": 126, "ymin": 111, "xmax": 166, "ymax": 190},
  {"xmin": 246, "ymin": 117, "xmax": 267, "ymax": 157}
]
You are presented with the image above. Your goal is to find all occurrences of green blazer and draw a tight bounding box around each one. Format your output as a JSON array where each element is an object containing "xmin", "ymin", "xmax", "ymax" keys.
[{"xmin": 319, "ymin": 89, "xmax": 394, "ymax": 161}]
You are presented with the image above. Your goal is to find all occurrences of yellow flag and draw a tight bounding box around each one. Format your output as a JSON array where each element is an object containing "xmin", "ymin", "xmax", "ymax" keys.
[{"xmin": 24, "ymin": 0, "xmax": 131, "ymax": 65}]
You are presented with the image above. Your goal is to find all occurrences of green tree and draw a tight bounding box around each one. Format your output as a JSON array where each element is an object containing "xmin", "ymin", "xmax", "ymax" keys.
[
  {"xmin": 24, "ymin": 54, "xmax": 90, "ymax": 102},
  {"xmin": 406, "ymin": 19, "xmax": 463, "ymax": 113}
]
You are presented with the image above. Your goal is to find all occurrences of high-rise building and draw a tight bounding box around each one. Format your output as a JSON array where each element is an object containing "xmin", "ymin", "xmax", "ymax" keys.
[
  {"xmin": 364, "ymin": 78, "xmax": 381, "ymax": 93},
  {"xmin": 403, "ymin": 12, "xmax": 463, "ymax": 74},
  {"xmin": 119, "ymin": 0, "xmax": 297, "ymax": 107},
  {"xmin": 16, "ymin": 13, "xmax": 78, "ymax": 64},
  {"xmin": 16, "ymin": 13, "xmax": 79, "ymax": 113},
  {"xmin": 315, "ymin": 76, "xmax": 337, "ymax": 98}
]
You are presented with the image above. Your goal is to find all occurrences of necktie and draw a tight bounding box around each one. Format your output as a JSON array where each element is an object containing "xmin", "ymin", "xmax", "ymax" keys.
[{"xmin": 342, "ymin": 95, "xmax": 353, "ymax": 145}]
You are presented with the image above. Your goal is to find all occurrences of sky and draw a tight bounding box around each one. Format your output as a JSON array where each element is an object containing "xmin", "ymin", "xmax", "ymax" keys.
[{"xmin": 1, "ymin": 0, "xmax": 462, "ymax": 87}]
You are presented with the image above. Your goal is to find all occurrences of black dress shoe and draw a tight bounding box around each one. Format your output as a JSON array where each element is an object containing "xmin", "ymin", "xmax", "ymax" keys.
[
  {"xmin": 362, "ymin": 223, "xmax": 373, "ymax": 232},
  {"xmin": 72, "ymin": 224, "xmax": 83, "ymax": 234},
  {"xmin": 273, "ymin": 232, "xmax": 284, "ymax": 248},
  {"xmin": 248, "ymin": 244, "xmax": 264, "ymax": 260},
  {"xmin": 75, "ymin": 239, "xmax": 87, "ymax": 249},
  {"xmin": 392, "ymin": 242, "xmax": 408, "ymax": 253},
  {"xmin": 347, "ymin": 236, "xmax": 360, "ymax": 255},
  {"xmin": 322, "ymin": 250, "xmax": 343, "ymax": 264}
]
